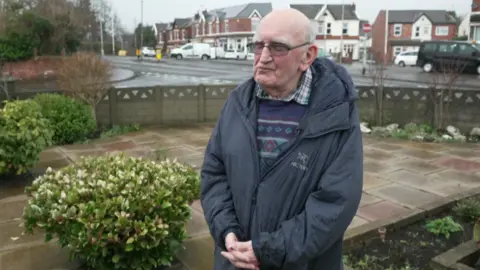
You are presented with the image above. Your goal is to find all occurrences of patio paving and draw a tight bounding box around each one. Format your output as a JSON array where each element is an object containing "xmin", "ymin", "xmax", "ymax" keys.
[{"xmin": 3, "ymin": 123, "xmax": 480, "ymax": 270}]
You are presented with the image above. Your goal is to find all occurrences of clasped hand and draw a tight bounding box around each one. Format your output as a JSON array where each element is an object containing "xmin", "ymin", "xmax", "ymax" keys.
[{"xmin": 221, "ymin": 232, "xmax": 260, "ymax": 270}]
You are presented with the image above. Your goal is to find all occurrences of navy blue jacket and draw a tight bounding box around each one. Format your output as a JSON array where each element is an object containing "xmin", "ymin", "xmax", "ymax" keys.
[{"xmin": 200, "ymin": 58, "xmax": 363, "ymax": 270}]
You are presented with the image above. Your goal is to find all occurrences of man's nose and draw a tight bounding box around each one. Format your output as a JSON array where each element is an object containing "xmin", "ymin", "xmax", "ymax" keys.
[{"xmin": 259, "ymin": 46, "xmax": 272, "ymax": 62}]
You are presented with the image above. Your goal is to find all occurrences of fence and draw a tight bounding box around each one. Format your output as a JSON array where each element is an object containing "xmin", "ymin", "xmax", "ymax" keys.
[{"xmin": 1, "ymin": 84, "xmax": 479, "ymax": 133}]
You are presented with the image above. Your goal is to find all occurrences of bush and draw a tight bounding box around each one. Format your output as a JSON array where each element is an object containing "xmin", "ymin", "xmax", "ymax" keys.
[
  {"xmin": 34, "ymin": 93, "xmax": 96, "ymax": 144},
  {"xmin": 22, "ymin": 154, "xmax": 201, "ymax": 270},
  {"xmin": 0, "ymin": 99, "xmax": 53, "ymax": 175},
  {"xmin": 453, "ymin": 197, "xmax": 480, "ymax": 221}
]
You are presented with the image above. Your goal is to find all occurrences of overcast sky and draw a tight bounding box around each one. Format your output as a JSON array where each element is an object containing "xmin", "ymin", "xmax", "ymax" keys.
[{"xmin": 110, "ymin": 0, "xmax": 473, "ymax": 31}]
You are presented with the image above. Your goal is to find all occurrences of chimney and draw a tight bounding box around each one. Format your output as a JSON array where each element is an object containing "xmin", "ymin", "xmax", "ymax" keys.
[{"xmin": 352, "ymin": 2, "xmax": 356, "ymax": 11}]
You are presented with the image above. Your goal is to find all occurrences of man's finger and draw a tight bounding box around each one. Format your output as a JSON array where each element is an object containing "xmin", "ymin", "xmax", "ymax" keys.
[
  {"xmin": 232, "ymin": 241, "xmax": 252, "ymax": 251},
  {"xmin": 232, "ymin": 261, "xmax": 258, "ymax": 269},
  {"xmin": 229, "ymin": 250, "xmax": 253, "ymax": 263},
  {"xmin": 221, "ymin": 251, "xmax": 237, "ymax": 262}
]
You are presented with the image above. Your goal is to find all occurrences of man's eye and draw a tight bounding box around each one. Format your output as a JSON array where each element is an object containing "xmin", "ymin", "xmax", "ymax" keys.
[{"xmin": 271, "ymin": 44, "xmax": 288, "ymax": 51}]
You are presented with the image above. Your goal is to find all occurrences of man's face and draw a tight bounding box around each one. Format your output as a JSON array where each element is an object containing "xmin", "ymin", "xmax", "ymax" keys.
[{"xmin": 251, "ymin": 23, "xmax": 313, "ymax": 90}]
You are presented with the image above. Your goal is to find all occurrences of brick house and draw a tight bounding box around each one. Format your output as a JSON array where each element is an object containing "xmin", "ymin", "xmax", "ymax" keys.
[
  {"xmin": 190, "ymin": 3, "xmax": 272, "ymax": 53},
  {"xmin": 372, "ymin": 10, "xmax": 457, "ymax": 61},
  {"xmin": 166, "ymin": 18, "xmax": 193, "ymax": 47},
  {"xmin": 290, "ymin": 4, "xmax": 362, "ymax": 60}
]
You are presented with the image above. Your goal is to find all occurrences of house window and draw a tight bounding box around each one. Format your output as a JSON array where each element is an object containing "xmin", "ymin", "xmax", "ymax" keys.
[
  {"xmin": 326, "ymin": 23, "xmax": 331, "ymax": 34},
  {"xmin": 342, "ymin": 22, "xmax": 348, "ymax": 35},
  {"xmin": 216, "ymin": 21, "xmax": 219, "ymax": 33},
  {"xmin": 414, "ymin": 27, "xmax": 420, "ymax": 37},
  {"xmin": 225, "ymin": 21, "xmax": 229, "ymax": 32},
  {"xmin": 182, "ymin": 30, "xmax": 186, "ymax": 40},
  {"xmin": 393, "ymin": 46, "xmax": 402, "ymax": 56},
  {"xmin": 251, "ymin": 18, "xmax": 260, "ymax": 32},
  {"xmin": 393, "ymin": 24, "xmax": 402, "ymax": 36},
  {"xmin": 423, "ymin": 26, "xmax": 429, "ymax": 35},
  {"xmin": 201, "ymin": 22, "xmax": 204, "ymax": 35},
  {"xmin": 435, "ymin": 26, "xmax": 449, "ymax": 36},
  {"xmin": 208, "ymin": 23, "xmax": 212, "ymax": 34},
  {"xmin": 318, "ymin": 22, "xmax": 324, "ymax": 35},
  {"xmin": 342, "ymin": 44, "xmax": 354, "ymax": 57},
  {"xmin": 174, "ymin": 30, "xmax": 178, "ymax": 40}
]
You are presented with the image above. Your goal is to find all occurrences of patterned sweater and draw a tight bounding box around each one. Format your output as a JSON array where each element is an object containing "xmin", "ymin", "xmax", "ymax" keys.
[{"xmin": 255, "ymin": 68, "xmax": 313, "ymax": 175}]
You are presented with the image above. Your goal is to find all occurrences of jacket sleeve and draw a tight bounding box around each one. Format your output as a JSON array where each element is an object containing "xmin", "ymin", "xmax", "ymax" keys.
[
  {"xmin": 200, "ymin": 99, "xmax": 244, "ymax": 251},
  {"xmin": 251, "ymin": 124, "xmax": 363, "ymax": 268}
]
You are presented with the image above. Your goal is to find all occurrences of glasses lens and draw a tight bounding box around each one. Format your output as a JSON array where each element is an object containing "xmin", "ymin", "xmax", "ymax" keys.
[{"xmin": 269, "ymin": 43, "xmax": 290, "ymax": 56}]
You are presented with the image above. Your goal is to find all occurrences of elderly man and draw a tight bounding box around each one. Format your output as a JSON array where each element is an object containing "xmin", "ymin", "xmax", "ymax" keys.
[{"xmin": 200, "ymin": 8, "xmax": 363, "ymax": 270}]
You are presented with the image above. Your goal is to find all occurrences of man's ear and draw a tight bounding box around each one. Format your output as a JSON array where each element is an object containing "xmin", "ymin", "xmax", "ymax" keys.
[{"xmin": 300, "ymin": 45, "xmax": 318, "ymax": 71}]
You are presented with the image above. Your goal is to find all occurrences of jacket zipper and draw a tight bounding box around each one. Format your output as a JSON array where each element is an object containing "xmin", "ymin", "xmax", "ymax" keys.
[{"xmin": 233, "ymin": 95, "xmax": 260, "ymax": 238}]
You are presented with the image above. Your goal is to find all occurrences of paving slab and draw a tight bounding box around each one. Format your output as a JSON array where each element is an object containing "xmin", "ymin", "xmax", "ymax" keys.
[
  {"xmin": 395, "ymin": 148, "xmax": 445, "ymax": 161},
  {"xmin": 363, "ymin": 173, "xmax": 390, "ymax": 190},
  {"xmin": 394, "ymin": 159, "xmax": 444, "ymax": 174},
  {"xmin": 363, "ymin": 147, "xmax": 397, "ymax": 161},
  {"xmin": 429, "ymin": 170, "xmax": 480, "ymax": 186},
  {"xmin": 368, "ymin": 142, "xmax": 405, "ymax": 152},
  {"xmin": 348, "ymin": 216, "xmax": 369, "ymax": 229},
  {"xmin": 101, "ymin": 141, "xmax": 137, "ymax": 151},
  {"xmin": 394, "ymin": 140, "xmax": 451, "ymax": 152},
  {"xmin": 186, "ymin": 209, "xmax": 210, "ymax": 238},
  {"xmin": 386, "ymin": 170, "xmax": 471, "ymax": 197},
  {"xmin": 442, "ymin": 149, "xmax": 480, "ymax": 160},
  {"xmin": 357, "ymin": 200, "xmax": 411, "ymax": 222},
  {"xmin": 34, "ymin": 158, "xmax": 71, "ymax": 170},
  {"xmin": 176, "ymin": 235, "xmax": 214, "ymax": 270},
  {"xmin": 359, "ymin": 192, "xmax": 383, "ymax": 207},
  {"xmin": 434, "ymin": 157, "xmax": 480, "ymax": 173},
  {"xmin": 363, "ymin": 159, "xmax": 397, "ymax": 174},
  {"xmin": 368, "ymin": 183, "xmax": 441, "ymax": 209}
]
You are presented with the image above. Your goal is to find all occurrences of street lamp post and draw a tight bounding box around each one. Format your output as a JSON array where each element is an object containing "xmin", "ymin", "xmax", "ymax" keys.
[{"xmin": 140, "ymin": 0, "xmax": 144, "ymax": 60}]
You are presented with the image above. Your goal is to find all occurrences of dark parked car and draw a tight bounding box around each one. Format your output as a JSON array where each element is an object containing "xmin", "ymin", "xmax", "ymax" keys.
[{"xmin": 416, "ymin": 40, "xmax": 480, "ymax": 74}]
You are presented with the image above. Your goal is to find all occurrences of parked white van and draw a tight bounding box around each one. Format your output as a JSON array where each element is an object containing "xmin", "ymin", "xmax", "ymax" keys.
[
  {"xmin": 211, "ymin": 46, "xmax": 225, "ymax": 59},
  {"xmin": 170, "ymin": 43, "xmax": 211, "ymax": 60}
]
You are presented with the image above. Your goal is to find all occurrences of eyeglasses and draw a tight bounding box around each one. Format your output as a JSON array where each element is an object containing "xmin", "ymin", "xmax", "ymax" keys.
[{"xmin": 246, "ymin": 41, "xmax": 310, "ymax": 56}]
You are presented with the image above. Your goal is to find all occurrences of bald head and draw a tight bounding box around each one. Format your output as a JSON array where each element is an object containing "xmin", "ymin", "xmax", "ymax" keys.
[{"xmin": 254, "ymin": 8, "xmax": 314, "ymax": 45}]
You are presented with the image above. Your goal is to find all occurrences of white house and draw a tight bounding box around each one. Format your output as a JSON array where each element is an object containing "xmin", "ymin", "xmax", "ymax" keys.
[
  {"xmin": 291, "ymin": 3, "xmax": 362, "ymax": 60},
  {"xmin": 465, "ymin": 12, "xmax": 480, "ymax": 42},
  {"xmin": 191, "ymin": 3, "xmax": 272, "ymax": 53}
]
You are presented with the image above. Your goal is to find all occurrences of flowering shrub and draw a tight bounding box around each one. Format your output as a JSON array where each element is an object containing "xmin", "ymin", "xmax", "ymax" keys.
[
  {"xmin": 0, "ymin": 99, "xmax": 53, "ymax": 175},
  {"xmin": 22, "ymin": 154, "xmax": 201, "ymax": 270}
]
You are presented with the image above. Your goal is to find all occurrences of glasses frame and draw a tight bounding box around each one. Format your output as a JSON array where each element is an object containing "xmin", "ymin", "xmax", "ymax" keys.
[{"xmin": 247, "ymin": 41, "xmax": 311, "ymax": 56}]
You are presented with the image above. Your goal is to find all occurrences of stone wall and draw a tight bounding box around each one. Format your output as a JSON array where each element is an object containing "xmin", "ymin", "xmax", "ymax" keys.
[{"xmin": 2, "ymin": 84, "xmax": 479, "ymax": 133}]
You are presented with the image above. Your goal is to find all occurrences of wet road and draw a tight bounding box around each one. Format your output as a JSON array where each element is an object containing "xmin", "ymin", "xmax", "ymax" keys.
[{"xmin": 106, "ymin": 56, "xmax": 480, "ymax": 90}]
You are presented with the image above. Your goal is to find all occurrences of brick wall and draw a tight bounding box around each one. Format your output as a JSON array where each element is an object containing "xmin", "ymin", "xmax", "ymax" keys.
[
  {"xmin": 389, "ymin": 23, "xmax": 413, "ymax": 39},
  {"xmin": 473, "ymin": 0, "xmax": 480, "ymax": 12},
  {"xmin": 431, "ymin": 24, "xmax": 457, "ymax": 40},
  {"xmin": 371, "ymin": 10, "xmax": 386, "ymax": 61},
  {"xmin": 228, "ymin": 18, "xmax": 252, "ymax": 32},
  {"xmin": 3, "ymin": 85, "xmax": 479, "ymax": 133}
]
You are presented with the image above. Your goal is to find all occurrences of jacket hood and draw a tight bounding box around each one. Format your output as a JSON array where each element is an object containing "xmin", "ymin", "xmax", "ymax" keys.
[{"xmin": 232, "ymin": 58, "xmax": 358, "ymax": 119}]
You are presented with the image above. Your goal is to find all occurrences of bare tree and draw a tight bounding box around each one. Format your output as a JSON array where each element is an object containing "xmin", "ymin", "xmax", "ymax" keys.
[
  {"xmin": 0, "ymin": 60, "xmax": 10, "ymax": 100},
  {"xmin": 426, "ymin": 56, "xmax": 466, "ymax": 129},
  {"xmin": 56, "ymin": 52, "xmax": 112, "ymax": 126},
  {"xmin": 367, "ymin": 50, "xmax": 388, "ymax": 126}
]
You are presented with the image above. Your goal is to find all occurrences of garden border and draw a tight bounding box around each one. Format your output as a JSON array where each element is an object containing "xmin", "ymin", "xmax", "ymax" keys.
[
  {"xmin": 431, "ymin": 240, "xmax": 478, "ymax": 269},
  {"xmin": 343, "ymin": 186, "xmax": 480, "ymax": 251}
]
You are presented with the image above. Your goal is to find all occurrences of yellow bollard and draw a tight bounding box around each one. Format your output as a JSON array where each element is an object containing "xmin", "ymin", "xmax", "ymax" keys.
[{"xmin": 156, "ymin": 50, "xmax": 162, "ymax": 60}]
